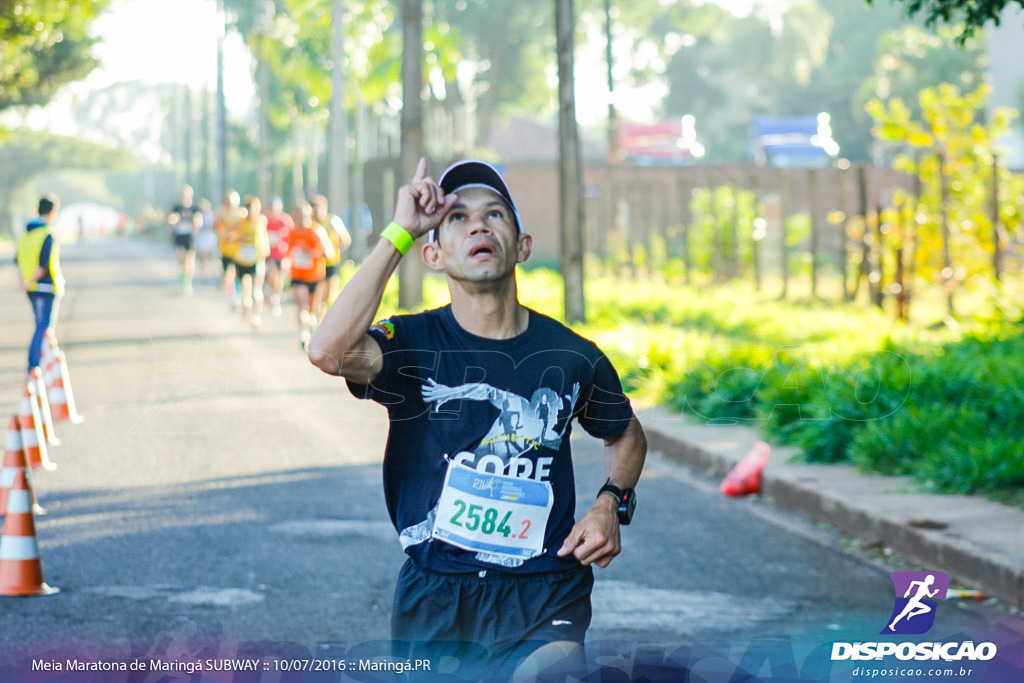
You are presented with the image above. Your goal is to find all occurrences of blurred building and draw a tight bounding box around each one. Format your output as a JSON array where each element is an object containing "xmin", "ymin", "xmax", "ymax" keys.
[{"xmin": 487, "ymin": 116, "xmax": 604, "ymax": 162}]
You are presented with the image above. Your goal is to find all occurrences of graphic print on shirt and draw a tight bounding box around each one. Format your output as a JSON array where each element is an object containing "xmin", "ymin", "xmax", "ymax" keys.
[
  {"xmin": 400, "ymin": 378, "xmax": 580, "ymax": 567},
  {"xmin": 421, "ymin": 378, "xmax": 580, "ymax": 462}
]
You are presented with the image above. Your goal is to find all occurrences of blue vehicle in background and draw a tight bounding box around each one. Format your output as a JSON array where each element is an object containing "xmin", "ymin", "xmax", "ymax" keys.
[{"xmin": 750, "ymin": 113, "xmax": 840, "ymax": 167}]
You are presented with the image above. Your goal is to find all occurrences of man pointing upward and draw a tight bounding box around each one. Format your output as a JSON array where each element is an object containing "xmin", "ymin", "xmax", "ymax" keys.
[{"xmin": 309, "ymin": 158, "xmax": 646, "ymax": 679}]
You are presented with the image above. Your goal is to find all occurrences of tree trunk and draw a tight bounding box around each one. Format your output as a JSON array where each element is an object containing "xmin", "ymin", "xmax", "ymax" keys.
[
  {"xmin": 728, "ymin": 178, "xmax": 740, "ymax": 281},
  {"xmin": 808, "ymin": 168, "xmax": 819, "ymax": 298},
  {"xmin": 0, "ymin": 184, "xmax": 14, "ymax": 236},
  {"xmin": 839, "ymin": 165, "xmax": 851, "ymax": 302},
  {"xmin": 992, "ymin": 155, "xmax": 1002, "ymax": 282},
  {"xmin": 779, "ymin": 169, "xmax": 789, "ymax": 300},
  {"xmin": 184, "ymin": 86, "xmax": 194, "ymax": 188},
  {"xmin": 604, "ymin": 0, "xmax": 619, "ymax": 164},
  {"xmin": 749, "ymin": 170, "xmax": 760, "ymax": 292},
  {"xmin": 291, "ymin": 125, "xmax": 305, "ymax": 208},
  {"xmin": 556, "ymin": 0, "xmax": 585, "ymax": 324},
  {"xmin": 257, "ymin": 56, "xmax": 269, "ymax": 203},
  {"xmin": 329, "ymin": 0, "xmax": 350, "ymax": 252},
  {"xmin": 938, "ymin": 151, "xmax": 954, "ymax": 317},
  {"xmin": 351, "ymin": 93, "xmax": 368, "ymax": 262},
  {"xmin": 307, "ymin": 123, "xmax": 320, "ymax": 195},
  {"xmin": 855, "ymin": 164, "xmax": 870, "ymax": 303},
  {"xmin": 677, "ymin": 176, "xmax": 692, "ymax": 285},
  {"xmin": 474, "ymin": 41, "xmax": 510, "ymax": 151},
  {"xmin": 216, "ymin": 0, "xmax": 228, "ymax": 201},
  {"xmin": 907, "ymin": 171, "xmax": 920, "ymax": 321},
  {"xmin": 398, "ymin": 0, "xmax": 425, "ymax": 310},
  {"xmin": 895, "ymin": 203, "xmax": 909, "ymax": 322},
  {"xmin": 872, "ymin": 198, "xmax": 884, "ymax": 309},
  {"xmin": 201, "ymin": 87, "xmax": 212, "ymax": 201}
]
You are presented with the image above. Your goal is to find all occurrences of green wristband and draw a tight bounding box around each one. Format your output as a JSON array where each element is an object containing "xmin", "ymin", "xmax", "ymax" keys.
[{"xmin": 381, "ymin": 222, "xmax": 414, "ymax": 255}]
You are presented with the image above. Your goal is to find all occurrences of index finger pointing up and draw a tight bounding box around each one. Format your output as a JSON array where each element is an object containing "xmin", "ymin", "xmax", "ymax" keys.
[{"xmin": 412, "ymin": 157, "xmax": 428, "ymax": 183}]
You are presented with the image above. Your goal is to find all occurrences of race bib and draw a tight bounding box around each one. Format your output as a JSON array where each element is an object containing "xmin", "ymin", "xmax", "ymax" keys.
[
  {"xmin": 432, "ymin": 460, "xmax": 552, "ymax": 561},
  {"xmin": 238, "ymin": 244, "xmax": 258, "ymax": 263},
  {"xmin": 291, "ymin": 248, "xmax": 313, "ymax": 269},
  {"xmin": 268, "ymin": 231, "xmax": 282, "ymax": 247}
]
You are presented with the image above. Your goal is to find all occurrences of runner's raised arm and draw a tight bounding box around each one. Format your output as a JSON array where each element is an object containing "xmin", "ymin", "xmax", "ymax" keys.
[{"xmin": 307, "ymin": 158, "xmax": 456, "ymax": 383}]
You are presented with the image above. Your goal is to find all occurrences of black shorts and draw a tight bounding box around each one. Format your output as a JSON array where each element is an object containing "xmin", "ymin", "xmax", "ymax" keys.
[
  {"xmin": 290, "ymin": 278, "xmax": 322, "ymax": 291},
  {"xmin": 235, "ymin": 263, "xmax": 257, "ymax": 278},
  {"xmin": 392, "ymin": 559, "xmax": 593, "ymax": 679},
  {"xmin": 174, "ymin": 233, "xmax": 194, "ymax": 250},
  {"xmin": 324, "ymin": 264, "xmax": 339, "ymax": 279},
  {"xmin": 221, "ymin": 256, "xmax": 234, "ymax": 272}
]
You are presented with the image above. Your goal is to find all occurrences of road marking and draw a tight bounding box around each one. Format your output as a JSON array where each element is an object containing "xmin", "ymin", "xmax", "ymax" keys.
[
  {"xmin": 269, "ymin": 519, "xmax": 395, "ymax": 539},
  {"xmin": 86, "ymin": 585, "xmax": 264, "ymax": 606},
  {"xmin": 169, "ymin": 587, "xmax": 264, "ymax": 606}
]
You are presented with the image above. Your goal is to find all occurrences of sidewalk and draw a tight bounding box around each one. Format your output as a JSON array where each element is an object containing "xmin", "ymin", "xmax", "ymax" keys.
[{"xmin": 638, "ymin": 405, "xmax": 1024, "ymax": 611}]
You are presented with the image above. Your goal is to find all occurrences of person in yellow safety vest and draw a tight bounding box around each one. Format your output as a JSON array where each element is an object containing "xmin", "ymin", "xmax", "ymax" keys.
[
  {"xmin": 15, "ymin": 195, "xmax": 65, "ymax": 374},
  {"xmin": 311, "ymin": 194, "xmax": 351, "ymax": 321},
  {"xmin": 229, "ymin": 196, "xmax": 271, "ymax": 330}
]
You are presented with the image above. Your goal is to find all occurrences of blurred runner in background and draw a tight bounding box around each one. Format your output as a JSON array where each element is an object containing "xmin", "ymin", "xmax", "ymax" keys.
[
  {"xmin": 215, "ymin": 190, "xmax": 244, "ymax": 308},
  {"xmin": 195, "ymin": 198, "xmax": 218, "ymax": 282},
  {"xmin": 265, "ymin": 196, "xmax": 294, "ymax": 317},
  {"xmin": 311, "ymin": 194, "xmax": 351, "ymax": 321},
  {"xmin": 230, "ymin": 196, "xmax": 271, "ymax": 331},
  {"xmin": 168, "ymin": 185, "xmax": 202, "ymax": 295},
  {"xmin": 285, "ymin": 202, "xmax": 331, "ymax": 351}
]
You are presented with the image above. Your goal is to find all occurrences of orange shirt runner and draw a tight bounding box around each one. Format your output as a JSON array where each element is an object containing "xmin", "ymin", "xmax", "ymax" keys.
[{"xmin": 285, "ymin": 225, "xmax": 327, "ymax": 284}]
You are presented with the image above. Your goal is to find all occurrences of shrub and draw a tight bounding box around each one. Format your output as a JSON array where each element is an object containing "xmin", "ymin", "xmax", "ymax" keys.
[
  {"xmin": 921, "ymin": 436, "xmax": 1024, "ymax": 495},
  {"xmin": 515, "ymin": 270, "xmax": 1024, "ymax": 501}
]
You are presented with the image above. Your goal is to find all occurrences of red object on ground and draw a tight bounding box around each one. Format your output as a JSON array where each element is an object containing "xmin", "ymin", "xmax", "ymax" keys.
[{"xmin": 721, "ymin": 442, "xmax": 771, "ymax": 496}]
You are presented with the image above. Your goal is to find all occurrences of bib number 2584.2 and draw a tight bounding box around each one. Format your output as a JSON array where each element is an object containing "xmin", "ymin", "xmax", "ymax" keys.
[{"xmin": 432, "ymin": 461, "xmax": 552, "ymax": 561}]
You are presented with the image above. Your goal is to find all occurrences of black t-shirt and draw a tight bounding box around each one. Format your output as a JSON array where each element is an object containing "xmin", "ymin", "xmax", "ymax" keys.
[
  {"xmin": 347, "ymin": 305, "xmax": 634, "ymax": 575},
  {"xmin": 171, "ymin": 203, "xmax": 199, "ymax": 235}
]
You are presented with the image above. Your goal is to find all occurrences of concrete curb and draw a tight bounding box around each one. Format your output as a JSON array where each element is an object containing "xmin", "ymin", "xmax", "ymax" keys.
[{"xmin": 638, "ymin": 406, "xmax": 1024, "ymax": 611}]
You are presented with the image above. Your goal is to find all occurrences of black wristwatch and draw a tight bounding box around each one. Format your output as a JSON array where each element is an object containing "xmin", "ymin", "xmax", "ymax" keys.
[{"xmin": 597, "ymin": 480, "xmax": 636, "ymax": 525}]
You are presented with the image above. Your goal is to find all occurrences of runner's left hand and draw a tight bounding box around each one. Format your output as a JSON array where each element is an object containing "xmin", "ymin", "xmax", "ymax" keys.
[{"xmin": 556, "ymin": 500, "xmax": 620, "ymax": 567}]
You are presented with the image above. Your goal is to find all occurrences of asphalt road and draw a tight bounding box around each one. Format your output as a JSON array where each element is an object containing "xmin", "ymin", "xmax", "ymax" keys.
[{"xmin": 0, "ymin": 238, "xmax": 1020, "ymax": 681}]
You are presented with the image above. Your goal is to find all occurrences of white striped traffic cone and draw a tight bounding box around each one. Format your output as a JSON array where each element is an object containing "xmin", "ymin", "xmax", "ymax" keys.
[
  {"xmin": 41, "ymin": 335, "xmax": 60, "ymax": 389},
  {"xmin": 1, "ymin": 418, "xmax": 45, "ymax": 517},
  {"xmin": 18, "ymin": 381, "xmax": 56, "ymax": 471},
  {"xmin": 48, "ymin": 351, "xmax": 84, "ymax": 424},
  {"xmin": 30, "ymin": 367, "xmax": 61, "ymax": 447},
  {"xmin": 0, "ymin": 470, "xmax": 59, "ymax": 596}
]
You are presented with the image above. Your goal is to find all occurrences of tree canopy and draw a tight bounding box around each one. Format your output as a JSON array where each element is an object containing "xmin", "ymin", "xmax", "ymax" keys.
[
  {"xmin": 870, "ymin": 0, "xmax": 1022, "ymax": 42},
  {"xmin": 0, "ymin": 0, "xmax": 110, "ymax": 111},
  {"xmin": 0, "ymin": 128, "xmax": 132, "ymax": 233}
]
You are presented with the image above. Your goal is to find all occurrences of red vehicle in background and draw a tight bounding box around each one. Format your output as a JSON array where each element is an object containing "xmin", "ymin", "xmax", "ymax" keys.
[{"xmin": 617, "ymin": 115, "xmax": 705, "ymax": 165}]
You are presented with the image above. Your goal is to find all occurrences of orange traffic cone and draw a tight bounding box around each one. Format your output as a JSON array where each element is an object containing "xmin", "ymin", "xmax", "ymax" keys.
[
  {"xmin": 18, "ymin": 382, "xmax": 57, "ymax": 471},
  {"xmin": 31, "ymin": 367, "xmax": 61, "ymax": 447},
  {"xmin": 48, "ymin": 351, "xmax": 84, "ymax": 424},
  {"xmin": 0, "ymin": 470, "xmax": 59, "ymax": 596},
  {"xmin": 720, "ymin": 441, "xmax": 771, "ymax": 496},
  {"xmin": 1, "ymin": 418, "xmax": 45, "ymax": 517},
  {"xmin": 41, "ymin": 334, "xmax": 60, "ymax": 389}
]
